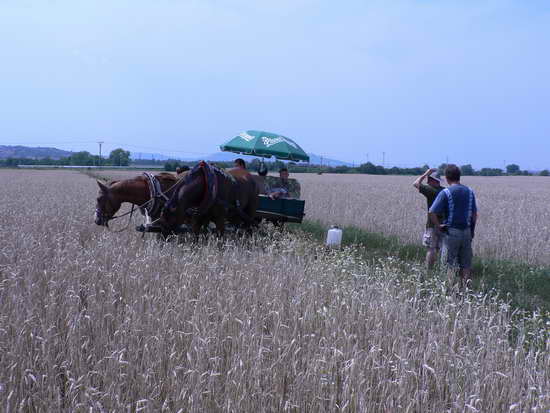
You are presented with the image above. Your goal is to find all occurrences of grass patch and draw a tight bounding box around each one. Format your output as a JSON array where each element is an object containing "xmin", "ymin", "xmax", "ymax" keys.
[{"xmin": 292, "ymin": 220, "xmax": 550, "ymax": 315}]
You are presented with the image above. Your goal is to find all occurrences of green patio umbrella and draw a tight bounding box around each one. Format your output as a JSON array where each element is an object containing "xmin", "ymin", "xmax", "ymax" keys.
[{"xmin": 220, "ymin": 130, "xmax": 310, "ymax": 162}]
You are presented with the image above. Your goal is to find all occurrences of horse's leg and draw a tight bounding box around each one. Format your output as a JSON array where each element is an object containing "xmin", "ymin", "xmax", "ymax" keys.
[
  {"xmin": 191, "ymin": 217, "xmax": 205, "ymax": 242},
  {"xmin": 160, "ymin": 228, "xmax": 173, "ymax": 241},
  {"xmin": 213, "ymin": 215, "xmax": 225, "ymax": 238},
  {"xmin": 242, "ymin": 198, "xmax": 259, "ymax": 236}
]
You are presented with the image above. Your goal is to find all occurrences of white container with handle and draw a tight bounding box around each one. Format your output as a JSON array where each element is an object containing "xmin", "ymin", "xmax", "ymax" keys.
[{"xmin": 326, "ymin": 225, "xmax": 343, "ymax": 248}]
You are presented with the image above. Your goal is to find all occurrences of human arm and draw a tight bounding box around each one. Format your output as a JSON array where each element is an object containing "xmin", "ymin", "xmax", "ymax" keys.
[
  {"xmin": 470, "ymin": 212, "xmax": 478, "ymax": 239},
  {"xmin": 470, "ymin": 192, "xmax": 478, "ymax": 238},
  {"xmin": 269, "ymin": 187, "xmax": 289, "ymax": 199},
  {"xmin": 413, "ymin": 168, "xmax": 437, "ymax": 189},
  {"xmin": 429, "ymin": 190, "xmax": 448, "ymax": 231}
]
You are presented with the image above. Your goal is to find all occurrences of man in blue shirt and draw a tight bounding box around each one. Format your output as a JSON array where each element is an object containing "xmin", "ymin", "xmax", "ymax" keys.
[{"xmin": 429, "ymin": 164, "xmax": 478, "ymax": 289}]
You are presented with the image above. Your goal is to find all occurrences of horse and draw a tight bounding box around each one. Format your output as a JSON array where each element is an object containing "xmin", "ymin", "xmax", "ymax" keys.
[
  {"xmin": 94, "ymin": 172, "xmax": 181, "ymax": 228},
  {"xmin": 159, "ymin": 162, "xmax": 259, "ymax": 237}
]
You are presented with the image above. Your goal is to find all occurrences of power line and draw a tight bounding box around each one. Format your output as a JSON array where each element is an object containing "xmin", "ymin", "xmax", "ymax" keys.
[
  {"xmin": 1, "ymin": 141, "xmax": 98, "ymax": 146},
  {"xmin": 105, "ymin": 141, "xmax": 210, "ymax": 156}
]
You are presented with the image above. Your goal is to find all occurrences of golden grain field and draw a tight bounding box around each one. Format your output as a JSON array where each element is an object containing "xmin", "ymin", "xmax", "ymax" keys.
[
  {"xmin": 0, "ymin": 169, "xmax": 548, "ymax": 412},
  {"xmin": 298, "ymin": 174, "xmax": 550, "ymax": 265},
  {"xmin": 92, "ymin": 169, "xmax": 550, "ymax": 265}
]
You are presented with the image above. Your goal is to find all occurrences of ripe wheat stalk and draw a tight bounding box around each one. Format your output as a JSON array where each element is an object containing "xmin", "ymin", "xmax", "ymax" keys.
[{"xmin": 1, "ymin": 169, "xmax": 546, "ymax": 412}]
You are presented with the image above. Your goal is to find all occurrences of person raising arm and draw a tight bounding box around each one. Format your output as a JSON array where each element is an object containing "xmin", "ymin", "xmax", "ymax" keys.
[{"xmin": 413, "ymin": 167, "xmax": 445, "ymax": 268}]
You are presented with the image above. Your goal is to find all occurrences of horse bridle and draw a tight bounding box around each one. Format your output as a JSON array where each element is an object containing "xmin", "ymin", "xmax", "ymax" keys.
[
  {"xmin": 95, "ymin": 189, "xmax": 143, "ymax": 228},
  {"xmin": 96, "ymin": 174, "xmax": 180, "ymax": 229},
  {"xmin": 95, "ymin": 193, "xmax": 132, "ymax": 222}
]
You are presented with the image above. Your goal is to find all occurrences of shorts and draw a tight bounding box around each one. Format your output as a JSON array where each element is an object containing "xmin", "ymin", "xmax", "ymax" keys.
[
  {"xmin": 441, "ymin": 228, "xmax": 473, "ymax": 269},
  {"xmin": 422, "ymin": 227, "xmax": 442, "ymax": 250}
]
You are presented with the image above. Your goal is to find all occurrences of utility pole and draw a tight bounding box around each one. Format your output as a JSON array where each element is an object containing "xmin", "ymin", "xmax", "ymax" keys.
[
  {"xmin": 366, "ymin": 153, "xmax": 369, "ymax": 163},
  {"xmin": 97, "ymin": 141, "xmax": 104, "ymax": 167},
  {"xmin": 382, "ymin": 152, "xmax": 385, "ymax": 167},
  {"xmin": 446, "ymin": 155, "xmax": 449, "ymax": 165}
]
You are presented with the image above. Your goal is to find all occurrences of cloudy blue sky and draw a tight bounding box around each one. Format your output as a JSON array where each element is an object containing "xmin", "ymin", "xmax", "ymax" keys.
[{"xmin": 1, "ymin": 0, "xmax": 549, "ymax": 169}]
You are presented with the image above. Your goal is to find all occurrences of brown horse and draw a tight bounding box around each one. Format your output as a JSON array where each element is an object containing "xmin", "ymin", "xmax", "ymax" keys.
[
  {"xmin": 94, "ymin": 172, "xmax": 180, "ymax": 227},
  {"xmin": 159, "ymin": 163, "xmax": 259, "ymax": 237}
]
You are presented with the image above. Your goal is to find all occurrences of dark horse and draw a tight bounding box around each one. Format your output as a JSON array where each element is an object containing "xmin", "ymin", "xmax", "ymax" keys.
[
  {"xmin": 159, "ymin": 162, "xmax": 259, "ymax": 237},
  {"xmin": 94, "ymin": 172, "xmax": 179, "ymax": 227}
]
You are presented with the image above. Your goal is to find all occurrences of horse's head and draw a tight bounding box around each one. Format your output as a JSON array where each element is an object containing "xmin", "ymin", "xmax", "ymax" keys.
[{"xmin": 94, "ymin": 180, "xmax": 122, "ymax": 227}]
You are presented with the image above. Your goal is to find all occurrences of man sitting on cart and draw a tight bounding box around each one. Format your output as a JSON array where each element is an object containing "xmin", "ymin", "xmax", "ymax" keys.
[{"xmin": 267, "ymin": 167, "xmax": 301, "ymax": 199}]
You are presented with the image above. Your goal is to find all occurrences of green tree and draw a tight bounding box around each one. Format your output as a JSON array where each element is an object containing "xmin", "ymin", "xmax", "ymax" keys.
[
  {"xmin": 70, "ymin": 151, "xmax": 94, "ymax": 166},
  {"xmin": 461, "ymin": 164, "xmax": 475, "ymax": 176},
  {"xmin": 479, "ymin": 168, "xmax": 503, "ymax": 176},
  {"xmin": 164, "ymin": 160, "xmax": 184, "ymax": 172},
  {"xmin": 333, "ymin": 165, "xmax": 350, "ymax": 173},
  {"xmin": 109, "ymin": 148, "xmax": 131, "ymax": 166},
  {"xmin": 358, "ymin": 162, "xmax": 377, "ymax": 174},
  {"xmin": 539, "ymin": 169, "xmax": 549, "ymax": 176},
  {"xmin": 506, "ymin": 164, "xmax": 520, "ymax": 175}
]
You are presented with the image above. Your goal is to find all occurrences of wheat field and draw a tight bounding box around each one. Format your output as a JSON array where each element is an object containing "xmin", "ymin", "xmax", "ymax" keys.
[
  {"xmin": 0, "ymin": 169, "xmax": 548, "ymax": 412},
  {"xmin": 90, "ymin": 169, "xmax": 550, "ymax": 265},
  {"xmin": 297, "ymin": 174, "xmax": 550, "ymax": 265}
]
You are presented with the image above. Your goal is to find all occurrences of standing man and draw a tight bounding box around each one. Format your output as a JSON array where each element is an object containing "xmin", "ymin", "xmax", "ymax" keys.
[
  {"xmin": 413, "ymin": 167, "xmax": 445, "ymax": 268},
  {"xmin": 429, "ymin": 164, "xmax": 478, "ymax": 289}
]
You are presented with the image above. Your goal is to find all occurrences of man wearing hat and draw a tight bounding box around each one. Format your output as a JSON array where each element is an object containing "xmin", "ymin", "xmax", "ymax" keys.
[{"xmin": 413, "ymin": 167, "xmax": 445, "ymax": 268}]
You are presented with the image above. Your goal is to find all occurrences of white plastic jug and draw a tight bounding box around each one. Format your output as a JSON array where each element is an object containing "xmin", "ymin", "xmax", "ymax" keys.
[{"xmin": 326, "ymin": 225, "xmax": 343, "ymax": 247}]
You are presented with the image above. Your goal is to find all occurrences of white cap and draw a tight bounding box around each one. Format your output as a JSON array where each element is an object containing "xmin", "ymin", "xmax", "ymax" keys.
[{"xmin": 428, "ymin": 172, "xmax": 441, "ymax": 183}]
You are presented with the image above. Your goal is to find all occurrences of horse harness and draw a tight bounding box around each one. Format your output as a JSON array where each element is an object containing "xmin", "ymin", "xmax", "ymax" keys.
[
  {"xmin": 95, "ymin": 173, "xmax": 175, "ymax": 231},
  {"xmin": 141, "ymin": 172, "xmax": 171, "ymax": 218},
  {"xmin": 164, "ymin": 161, "xmax": 253, "ymax": 223}
]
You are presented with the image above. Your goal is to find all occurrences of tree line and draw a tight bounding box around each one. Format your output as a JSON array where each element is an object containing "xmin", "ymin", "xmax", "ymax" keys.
[
  {"xmin": 164, "ymin": 159, "xmax": 548, "ymax": 177},
  {"xmin": 2, "ymin": 149, "xmax": 548, "ymax": 177},
  {"xmin": 0, "ymin": 148, "xmax": 131, "ymax": 167}
]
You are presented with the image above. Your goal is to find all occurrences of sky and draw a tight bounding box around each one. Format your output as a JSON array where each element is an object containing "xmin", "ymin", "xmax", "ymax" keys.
[{"xmin": 1, "ymin": 0, "xmax": 549, "ymax": 169}]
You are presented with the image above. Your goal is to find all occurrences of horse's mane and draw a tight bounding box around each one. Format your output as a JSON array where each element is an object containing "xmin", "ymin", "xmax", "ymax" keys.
[
  {"xmin": 107, "ymin": 173, "xmax": 179, "ymax": 193},
  {"xmin": 155, "ymin": 172, "xmax": 179, "ymax": 182},
  {"xmin": 124, "ymin": 172, "xmax": 179, "ymax": 184}
]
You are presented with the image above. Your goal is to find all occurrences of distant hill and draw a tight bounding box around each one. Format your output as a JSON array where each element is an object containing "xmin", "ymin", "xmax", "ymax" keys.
[
  {"xmin": 307, "ymin": 153, "xmax": 353, "ymax": 167},
  {"xmin": 130, "ymin": 151, "xmax": 175, "ymax": 161},
  {"xmin": 0, "ymin": 145, "xmax": 73, "ymax": 159},
  {"xmin": 0, "ymin": 145, "xmax": 353, "ymax": 166}
]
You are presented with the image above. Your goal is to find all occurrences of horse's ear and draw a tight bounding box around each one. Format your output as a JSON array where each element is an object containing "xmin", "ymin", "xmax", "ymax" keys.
[{"xmin": 97, "ymin": 180, "xmax": 109, "ymax": 193}]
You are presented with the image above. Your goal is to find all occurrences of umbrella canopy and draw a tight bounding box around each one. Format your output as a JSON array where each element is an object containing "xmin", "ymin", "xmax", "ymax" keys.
[{"xmin": 220, "ymin": 130, "xmax": 310, "ymax": 162}]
